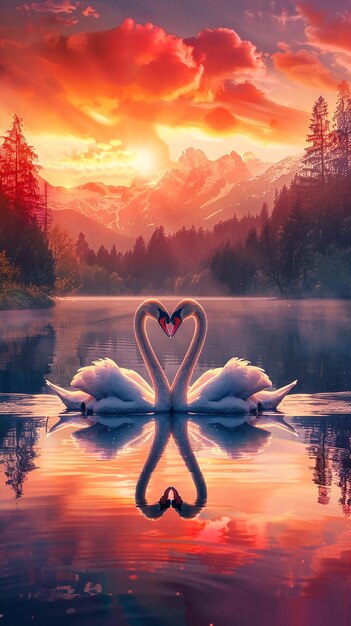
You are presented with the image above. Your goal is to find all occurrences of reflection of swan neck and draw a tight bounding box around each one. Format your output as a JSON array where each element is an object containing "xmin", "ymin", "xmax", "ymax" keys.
[
  {"xmin": 171, "ymin": 304, "xmax": 207, "ymax": 408},
  {"xmin": 172, "ymin": 417, "xmax": 207, "ymax": 516},
  {"xmin": 135, "ymin": 417, "xmax": 171, "ymax": 517},
  {"xmin": 134, "ymin": 306, "xmax": 170, "ymax": 408}
]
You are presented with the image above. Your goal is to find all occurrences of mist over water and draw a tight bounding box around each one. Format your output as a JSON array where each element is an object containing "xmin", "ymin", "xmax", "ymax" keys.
[{"xmin": 1, "ymin": 297, "xmax": 351, "ymax": 625}]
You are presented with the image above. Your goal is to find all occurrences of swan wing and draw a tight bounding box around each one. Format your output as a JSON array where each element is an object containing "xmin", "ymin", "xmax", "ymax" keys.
[
  {"xmin": 46, "ymin": 380, "xmax": 93, "ymax": 410},
  {"xmin": 188, "ymin": 367, "xmax": 222, "ymax": 395},
  {"xmin": 251, "ymin": 380, "xmax": 297, "ymax": 410},
  {"xmin": 71, "ymin": 358, "xmax": 151, "ymax": 403},
  {"xmin": 120, "ymin": 367, "xmax": 154, "ymax": 398},
  {"xmin": 189, "ymin": 358, "xmax": 272, "ymax": 403}
]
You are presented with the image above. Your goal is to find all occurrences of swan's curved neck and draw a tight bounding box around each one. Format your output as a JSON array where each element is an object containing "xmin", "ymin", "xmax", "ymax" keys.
[
  {"xmin": 134, "ymin": 308, "xmax": 170, "ymax": 408},
  {"xmin": 135, "ymin": 416, "xmax": 171, "ymax": 517},
  {"xmin": 171, "ymin": 305, "xmax": 207, "ymax": 408},
  {"xmin": 172, "ymin": 416, "xmax": 207, "ymax": 516}
]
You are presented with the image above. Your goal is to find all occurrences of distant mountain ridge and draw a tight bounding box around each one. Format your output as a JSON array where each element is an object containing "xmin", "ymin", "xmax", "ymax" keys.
[{"xmin": 44, "ymin": 149, "xmax": 302, "ymax": 245}]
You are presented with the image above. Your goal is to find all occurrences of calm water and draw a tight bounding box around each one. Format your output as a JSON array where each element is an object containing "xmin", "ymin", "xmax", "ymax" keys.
[{"xmin": 1, "ymin": 297, "xmax": 351, "ymax": 625}]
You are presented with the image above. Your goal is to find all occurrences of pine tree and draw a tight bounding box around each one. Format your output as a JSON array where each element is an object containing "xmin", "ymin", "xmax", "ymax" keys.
[
  {"xmin": 130, "ymin": 235, "xmax": 147, "ymax": 280},
  {"xmin": 331, "ymin": 81, "xmax": 351, "ymax": 176},
  {"xmin": 303, "ymin": 96, "xmax": 331, "ymax": 191},
  {"xmin": 0, "ymin": 115, "xmax": 43, "ymax": 223},
  {"xmin": 96, "ymin": 244, "xmax": 110, "ymax": 270},
  {"xmin": 278, "ymin": 200, "xmax": 311, "ymax": 294},
  {"xmin": 109, "ymin": 244, "xmax": 120, "ymax": 273},
  {"xmin": 259, "ymin": 203, "xmax": 284, "ymax": 294},
  {"xmin": 270, "ymin": 185, "xmax": 290, "ymax": 235},
  {"xmin": 75, "ymin": 232, "xmax": 90, "ymax": 262},
  {"xmin": 146, "ymin": 226, "xmax": 173, "ymax": 285}
]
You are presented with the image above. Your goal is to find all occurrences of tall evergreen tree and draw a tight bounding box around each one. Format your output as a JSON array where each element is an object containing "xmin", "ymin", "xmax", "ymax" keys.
[
  {"xmin": 278, "ymin": 200, "xmax": 311, "ymax": 294},
  {"xmin": 0, "ymin": 115, "xmax": 43, "ymax": 223},
  {"xmin": 331, "ymin": 81, "xmax": 351, "ymax": 176},
  {"xmin": 75, "ymin": 232, "xmax": 90, "ymax": 262},
  {"xmin": 130, "ymin": 235, "xmax": 147, "ymax": 280},
  {"xmin": 147, "ymin": 226, "xmax": 173, "ymax": 285},
  {"xmin": 270, "ymin": 185, "xmax": 290, "ymax": 235},
  {"xmin": 303, "ymin": 95, "xmax": 331, "ymax": 191}
]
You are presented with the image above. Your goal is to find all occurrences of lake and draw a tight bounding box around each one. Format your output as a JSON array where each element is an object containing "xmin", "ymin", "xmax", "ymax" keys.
[{"xmin": 1, "ymin": 297, "xmax": 351, "ymax": 626}]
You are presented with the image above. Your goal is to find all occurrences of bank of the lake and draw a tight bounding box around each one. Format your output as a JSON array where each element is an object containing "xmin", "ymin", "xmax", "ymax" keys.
[{"xmin": 0, "ymin": 286, "xmax": 54, "ymax": 310}]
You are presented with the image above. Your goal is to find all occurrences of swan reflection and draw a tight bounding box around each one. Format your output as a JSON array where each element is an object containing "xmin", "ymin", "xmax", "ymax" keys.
[{"xmin": 47, "ymin": 411, "xmax": 297, "ymax": 519}]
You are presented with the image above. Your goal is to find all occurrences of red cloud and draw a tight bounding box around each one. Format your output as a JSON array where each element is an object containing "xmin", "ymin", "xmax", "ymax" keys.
[
  {"xmin": 204, "ymin": 107, "xmax": 237, "ymax": 133},
  {"xmin": 273, "ymin": 44, "xmax": 338, "ymax": 90},
  {"xmin": 185, "ymin": 27, "xmax": 264, "ymax": 81},
  {"xmin": 217, "ymin": 81, "xmax": 309, "ymax": 142},
  {"xmin": 298, "ymin": 2, "xmax": 351, "ymax": 54},
  {"xmin": 0, "ymin": 17, "xmax": 310, "ymax": 152},
  {"xmin": 35, "ymin": 19, "xmax": 202, "ymax": 101}
]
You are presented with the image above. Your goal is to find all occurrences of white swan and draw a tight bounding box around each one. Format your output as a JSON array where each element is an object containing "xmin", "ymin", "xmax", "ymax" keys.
[
  {"xmin": 46, "ymin": 299, "xmax": 172, "ymax": 414},
  {"xmin": 135, "ymin": 414, "xmax": 207, "ymax": 519},
  {"xmin": 170, "ymin": 299, "xmax": 297, "ymax": 413}
]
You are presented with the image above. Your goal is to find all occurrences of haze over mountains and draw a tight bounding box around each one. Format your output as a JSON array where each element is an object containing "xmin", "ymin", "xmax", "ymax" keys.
[{"xmin": 45, "ymin": 148, "xmax": 302, "ymax": 247}]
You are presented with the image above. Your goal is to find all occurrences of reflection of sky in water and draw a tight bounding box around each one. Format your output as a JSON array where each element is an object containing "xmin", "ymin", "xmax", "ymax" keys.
[
  {"xmin": 1, "ymin": 298, "xmax": 351, "ymax": 624},
  {"xmin": 1, "ymin": 393, "xmax": 351, "ymax": 624}
]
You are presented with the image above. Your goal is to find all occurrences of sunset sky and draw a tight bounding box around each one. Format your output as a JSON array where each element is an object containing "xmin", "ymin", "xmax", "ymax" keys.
[{"xmin": 1, "ymin": 0, "xmax": 350, "ymax": 187}]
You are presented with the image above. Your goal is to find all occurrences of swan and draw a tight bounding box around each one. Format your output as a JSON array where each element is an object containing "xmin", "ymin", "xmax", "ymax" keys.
[
  {"xmin": 169, "ymin": 299, "xmax": 297, "ymax": 413},
  {"xmin": 46, "ymin": 299, "xmax": 172, "ymax": 414},
  {"xmin": 135, "ymin": 415, "xmax": 173, "ymax": 519},
  {"xmin": 135, "ymin": 414, "xmax": 207, "ymax": 520}
]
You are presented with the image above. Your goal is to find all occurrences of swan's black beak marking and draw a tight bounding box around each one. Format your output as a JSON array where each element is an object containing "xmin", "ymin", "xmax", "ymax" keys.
[
  {"xmin": 159, "ymin": 486, "xmax": 172, "ymax": 510},
  {"xmin": 170, "ymin": 309, "xmax": 182, "ymax": 337},
  {"xmin": 171, "ymin": 486, "xmax": 183, "ymax": 510},
  {"xmin": 158, "ymin": 309, "xmax": 171, "ymax": 337}
]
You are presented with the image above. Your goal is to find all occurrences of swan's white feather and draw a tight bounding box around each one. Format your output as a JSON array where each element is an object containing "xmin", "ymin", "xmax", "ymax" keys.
[
  {"xmin": 46, "ymin": 380, "xmax": 93, "ymax": 410},
  {"xmin": 188, "ymin": 367, "xmax": 222, "ymax": 395},
  {"xmin": 120, "ymin": 367, "xmax": 154, "ymax": 397},
  {"xmin": 188, "ymin": 358, "xmax": 272, "ymax": 408},
  {"xmin": 86, "ymin": 396, "xmax": 154, "ymax": 414},
  {"xmin": 251, "ymin": 380, "xmax": 297, "ymax": 410},
  {"xmin": 71, "ymin": 358, "xmax": 153, "ymax": 404}
]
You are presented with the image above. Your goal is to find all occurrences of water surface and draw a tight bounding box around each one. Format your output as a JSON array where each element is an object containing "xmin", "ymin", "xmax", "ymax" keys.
[{"xmin": 1, "ymin": 298, "xmax": 351, "ymax": 625}]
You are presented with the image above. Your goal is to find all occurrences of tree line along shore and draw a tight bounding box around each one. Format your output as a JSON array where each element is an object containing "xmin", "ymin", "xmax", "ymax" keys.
[{"xmin": 1, "ymin": 83, "xmax": 351, "ymax": 309}]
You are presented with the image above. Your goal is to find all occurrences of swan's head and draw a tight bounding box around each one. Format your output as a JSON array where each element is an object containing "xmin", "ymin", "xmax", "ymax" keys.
[
  {"xmin": 170, "ymin": 299, "xmax": 205, "ymax": 337},
  {"xmin": 157, "ymin": 308, "xmax": 171, "ymax": 337},
  {"xmin": 137, "ymin": 300, "xmax": 172, "ymax": 336}
]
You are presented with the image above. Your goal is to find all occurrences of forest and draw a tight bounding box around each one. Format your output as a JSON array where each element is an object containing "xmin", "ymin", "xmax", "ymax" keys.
[{"xmin": 1, "ymin": 81, "xmax": 351, "ymax": 307}]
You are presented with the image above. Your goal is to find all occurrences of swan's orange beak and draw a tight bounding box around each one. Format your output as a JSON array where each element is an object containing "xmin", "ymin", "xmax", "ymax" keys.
[
  {"xmin": 158, "ymin": 317, "xmax": 171, "ymax": 337},
  {"xmin": 170, "ymin": 316, "xmax": 182, "ymax": 337}
]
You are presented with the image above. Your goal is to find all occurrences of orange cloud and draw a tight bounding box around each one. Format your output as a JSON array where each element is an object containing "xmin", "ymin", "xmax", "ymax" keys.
[
  {"xmin": 185, "ymin": 26, "xmax": 264, "ymax": 83},
  {"xmin": 0, "ymin": 17, "xmax": 313, "ymax": 185},
  {"xmin": 298, "ymin": 2, "xmax": 351, "ymax": 55},
  {"xmin": 204, "ymin": 107, "xmax": 237, "ymax": 133},
  {"xmin": 35, "ymin": 19, "xmax": 202, "ymax": 101},
  {"xmin": 273, "ymin": 44, "xmax": 338, "ymax": 90},
  {"xmin": 217, "ymin": 80, "xmax": 309, "ymax": 142}
]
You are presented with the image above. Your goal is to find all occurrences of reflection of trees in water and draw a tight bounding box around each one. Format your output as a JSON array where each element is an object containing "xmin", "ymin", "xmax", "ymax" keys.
[
  {"xmin": 0, "ymin": 321, "xmax": 55, "ymax": 393},
  {"xmin": 293, "ymin": 416, "xmax": 351, "ymax": 515},
  {"xmin": 0, "ymin": 418, "xmax": 45, "ymax": 498}
]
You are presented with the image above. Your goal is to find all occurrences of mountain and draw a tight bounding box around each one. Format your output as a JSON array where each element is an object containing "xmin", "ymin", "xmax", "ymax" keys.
[
  {"xmin": 200, "ymin": 155, "xmax": 303, "ymax": 225},
  {"xmin": 51, "ymin": 209, "xmax": 133, "ymax": 251},
  {"xmin": 44, "ymin": 150, "xmax": 302, "ymax": 239}
]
